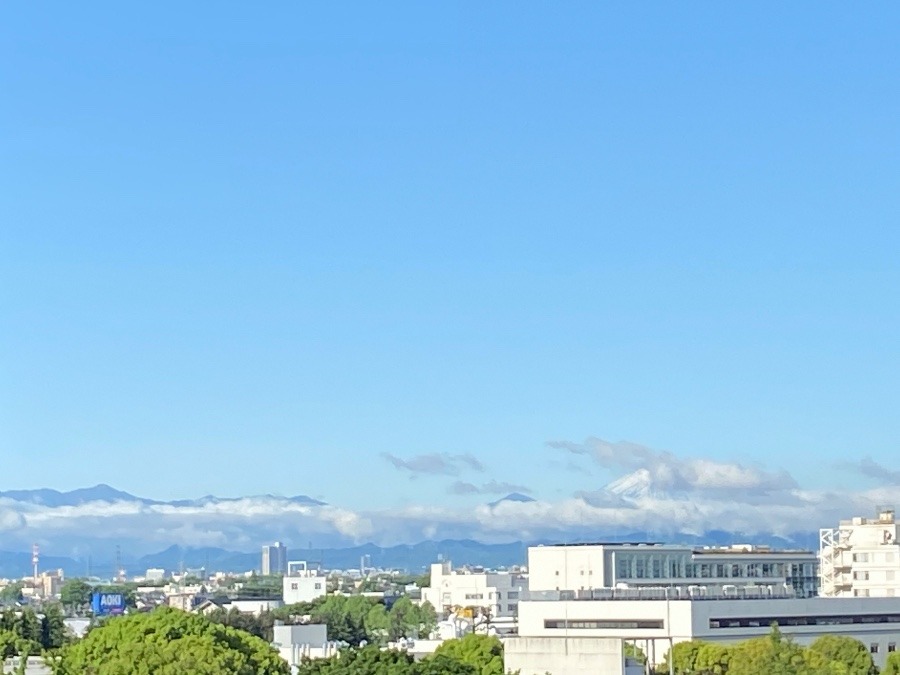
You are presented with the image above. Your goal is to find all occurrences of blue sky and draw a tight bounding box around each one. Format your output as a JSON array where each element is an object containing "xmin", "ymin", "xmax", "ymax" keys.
[{"xmin": 2, "ymin": 2, "xmax": 899, "ymax": 510}]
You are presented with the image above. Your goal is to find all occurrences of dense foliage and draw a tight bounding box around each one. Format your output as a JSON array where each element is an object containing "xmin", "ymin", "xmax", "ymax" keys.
[
  {"xmin": 53, "ymin": 606, "xmax": 289, "ymax": 675},
  {"xmin": 657, "ymin": 628, "xmax": 877, "ymax": 675},
  {"xmin": 884, "ymin": 652, "xmax": 900, "ymax": 675},
  {"xmin": 433, "ymin": 634, "xmax": 504, "ymax": 675},
  {"xmin": 0, "ymin": 605, "xmax": 68, "ymax": 657},
  {"xmin": 295, "ymin": 636, "xmax": 504, "ymax": 675},
  {"xmin": 294, "ymin": 646, "xmax": 474, "ymax": 675},
  {"xmin": 206, "ymin": 595, "xmax": 436, "ymax": 645},
  {"xmin": 59, "ymin": 579, "xmax": 93, "ymax": 609}
]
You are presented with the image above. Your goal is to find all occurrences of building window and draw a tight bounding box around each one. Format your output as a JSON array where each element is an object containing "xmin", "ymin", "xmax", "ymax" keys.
[
  {"xmin": 545, "ymin": 619, "xmax": 664, "ymax": 630},
  {"xmin": 314, "ymin": 583, "xmax": 322, "ymax": 590},
  {"xmin": 291, "ymin": 583, "xmax": 298, "ymax": 590},
  {"xmin": 871, "ymin": 644, "xmax": 879, "ymax": 654},
  {"xmin": 853, "ymin": 553, "xmax": 870, "ymax": 563},
  {"xmin": 507, "ymin": 604, "xmax": 516, "ymax": 611},
  {"xmin": 889, "ymin": 643, "xmax": 896, "ymax": 653},
  {"xmin": 709, "ymin": 614, "xmax": 900, "ymax": 629}
]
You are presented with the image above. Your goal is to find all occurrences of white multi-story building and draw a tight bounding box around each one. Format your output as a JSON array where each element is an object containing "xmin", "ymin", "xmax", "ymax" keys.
[
  {"xmin": 420, "ymin": 561, "xmax": 527, "ymax": 620},
  {"xmin": 145, "ymin": 568, "xmax": 166, "ymax": 582},
  {"xmin": 506, "ymin": 541, "xmax": 900, "ymax": 675},
  {"xmin": 262, "ymin": 542, "xmax": 289, "ymax": 576},
  {"xmin": 820, "ymin": 508, "xmax": 900, "ymax": 598},
  {"xmin": 282, "ymin": 561, "xmax": 327, "ymax": 605},
  {"xmin": 529, "ymin": 542, "xmax": 818, "ymax": 597}
]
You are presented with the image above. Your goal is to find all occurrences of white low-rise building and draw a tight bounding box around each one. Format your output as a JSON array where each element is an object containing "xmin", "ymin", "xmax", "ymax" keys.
[
  {"xmin": 515, "ymin": 590, "xmax": 900, "ymax": 671},
  {"xmin": 283, "ymin": 561, "xmax": 327, "ymax": 605},
  {"xmin": 272, "ymin": 624, "xmax": 337, "ymax": 667},
  {"xmin": 420, "ymin": 561, "xmax": 526, "ymax": 620}
]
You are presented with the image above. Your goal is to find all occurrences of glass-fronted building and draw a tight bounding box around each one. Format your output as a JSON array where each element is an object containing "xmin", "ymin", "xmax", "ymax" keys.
[{"xmin": 528, "ymin": 543, "xmax": 819, "ymax": 598}]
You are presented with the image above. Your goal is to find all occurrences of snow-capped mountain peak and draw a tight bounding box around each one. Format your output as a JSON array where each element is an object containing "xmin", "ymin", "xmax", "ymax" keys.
[{"xmin": 604, "ymin": 468, "xmax": 654, "ymax": 500}]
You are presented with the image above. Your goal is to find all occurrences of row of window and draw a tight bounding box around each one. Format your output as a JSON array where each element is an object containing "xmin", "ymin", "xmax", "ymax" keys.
[
  {"xmin": 544, "ymin": 619, "xmax": 664, "ymax": 630},
  {"xmin": 853, "ymin": 589, "xmax": 897, "ymax": 597},
  {"xmin": 851, "ymin": 553, "xmax": 896, "ymax": 563},
  {"xmin": 458, "ymin": 591, "xmax": 518, "ymax": 600},
  {"xmin": 710, "ymin": 614, "xmax": 900, "ymax": 629},
  {"xmin": 852, "ymin": 571, "xmax": 895, "ymax": 581},
  {"xmin": 614, "ymin": 554, "xmax": 816, "ymax": 582}
]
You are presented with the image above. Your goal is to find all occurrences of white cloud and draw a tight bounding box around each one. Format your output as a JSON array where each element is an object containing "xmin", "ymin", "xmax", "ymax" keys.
[
  {"xmin": 0, "ymin": 438, "xmax": 895, "ymax": 556},
  {"xmin": 380, "ymin": 452, "xmax": 485, "ymax": 476},
  {"xmin": 547, "ymin": 437, "xmax": 798, "ymax": 499}
]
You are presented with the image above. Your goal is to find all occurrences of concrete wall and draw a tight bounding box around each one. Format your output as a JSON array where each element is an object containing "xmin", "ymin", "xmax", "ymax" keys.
[
  {"xmin": 504, "ymin": 636, "xmax": 639, "ymax": 675},
  {"xmin": 528, "ymin": 546, "xmax": 609, "ymax": 593}
]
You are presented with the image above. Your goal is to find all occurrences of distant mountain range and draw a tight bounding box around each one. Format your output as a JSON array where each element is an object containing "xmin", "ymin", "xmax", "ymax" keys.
[
  {"xmin": 0, "ymin": 540, "xmax": 530, "ymax": 579},
  {"xmin": 0, "ymin": 531, "xmax": 821, "ymax": 579},
  {"xmin": 0, "ymin": 481, "xmax": 825, "ymax": 578},
  {"xmin": 0, "ymin": 484, "xmax": 324, "ymax": 508}
]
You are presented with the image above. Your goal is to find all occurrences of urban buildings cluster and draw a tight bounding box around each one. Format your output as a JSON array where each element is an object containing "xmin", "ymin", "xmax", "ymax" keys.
[{"xmin": 5, "ymin": 509, "xmax": 900, "ymax": 674}]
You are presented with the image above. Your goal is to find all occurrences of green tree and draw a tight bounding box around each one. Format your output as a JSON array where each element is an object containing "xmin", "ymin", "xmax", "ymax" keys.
[
  {"xmin": 418, "ymin": 653, "xmax": 477, "ymax": 675},
  {"xmin": 0, "ymin": 629, "xmax": 17, "ymax": 660},
  {"xmin": 364, "ymin": 604, "xmax": 390, "ymax": 645},
  {"xmin": 309, "ymin": 595, "xmax": 376, "ymax": 645},
  {"xmin": 658, "ymin": 639, "xmax": 705, "ymax": 674},
  {"xmin": 59, "ymin": 580, "xmax": 93, "ymax": 609},
  {"xmin": 387, "ymin": 598, "xmax": 436, "ymax": 641},
  {"xmin": 804, "ymin": 635, "xmax": 876, "ymax": 675},
  {"xmin": 388, "ymin": 598, "xmax": 417, "ymax": 641},
  {"xmin": 54, "ymin": 606, "xmax": 288, "ymax": 675},
  {"xmin": 695, "ymin": 642, "xmax": 732, "ymax": 675},
  {"xmin": 0, "ymin": 584, "xmax": 23, "ymax": 604},
  {"xmin": 728, "ymin": 626, "xmax": 810, "ymax": 675},
  {"xmin": 883, "ymin": 652, "xmax": 900, "ymax": 675},
  {"xmin": 41, "ymin": 603, "xmax": 69, "ymax": 650},
  {"xmin": 432, "ymin": 634, "xmax": 504, "ymax": 675},
  {"xmin": 416, "ymin": 601, "xmax": 437, "ymax": 639},
  {"xmin": 295, "ymin": 646, "xmax": 477, "ymax": 675},
  {"xmin": 205, "ymin": 606, "xmax": 275, "ymax": 642},
  {"xmin": 295, "ymin": 646, "xmax": 415, "ymax": 675},
  {"xmin": 624, "ymin": 642, "xmax": 646, "ymax": 664}
]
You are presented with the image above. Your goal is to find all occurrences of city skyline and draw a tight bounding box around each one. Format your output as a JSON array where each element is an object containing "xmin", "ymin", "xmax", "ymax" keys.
[{"xmin": 4, "ymin": 4, "xmax": 900, "ymax": 513}]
